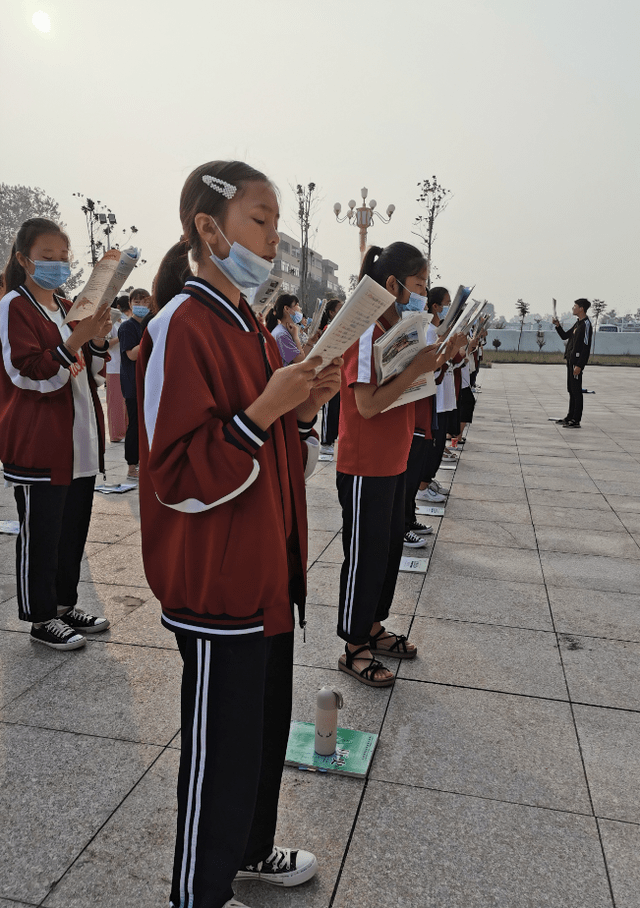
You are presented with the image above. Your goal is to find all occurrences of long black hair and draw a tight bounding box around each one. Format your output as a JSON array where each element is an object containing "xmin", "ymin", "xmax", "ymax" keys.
[
  {"xmin": 358, "ymin": 242, "xmax": 426, "ymax": 296},
  {"xmin": 265, "ymin": 293, "xmax": 299, "ymax": 331},
  {"xmin": 3, "ymin": 218, "xmax": 70, "ymax": 294}
]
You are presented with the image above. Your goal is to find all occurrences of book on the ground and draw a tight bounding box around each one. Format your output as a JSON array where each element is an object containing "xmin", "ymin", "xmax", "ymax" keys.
[
  {"xmin": 307, "ymin": 275, "xmax": 394, "ymax": 369},
  {"xmin": 0, "ymin": 520, "xmax": 19, "ymax": 535},
  {"xmin": 400, "ymin": 556, "xmax": 429, "ymax": 573},
  {"xmin": 416, "ymin": 504, "xmax": 445, "ymax": 516},
  {"xmin": 285, "ymin": 721, "xmax": 378, "ymax": 778},
  {"xmin": 63, "ymin": 247, "xmax": 140, "ymax": 324},
  {"xmin": 95, "ymin": 483, "xmax": 138, "ymax": 494}
]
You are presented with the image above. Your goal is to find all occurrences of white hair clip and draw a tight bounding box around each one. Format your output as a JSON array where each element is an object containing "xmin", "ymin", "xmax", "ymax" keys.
[{"xmin": 202, "ymin": 174, "xmax": 237, "ymax": 200}]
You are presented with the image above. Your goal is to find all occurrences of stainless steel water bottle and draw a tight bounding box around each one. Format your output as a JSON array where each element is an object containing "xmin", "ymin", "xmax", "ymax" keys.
[{"xmin": 314, "ymin": 686, "xmax": 343, "ymax": 755}]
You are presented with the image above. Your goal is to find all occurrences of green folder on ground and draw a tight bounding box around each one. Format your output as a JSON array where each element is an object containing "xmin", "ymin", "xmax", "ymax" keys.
[{"xmin": 285, "ymin": 721, "xmax": 378, "ymax": 778}]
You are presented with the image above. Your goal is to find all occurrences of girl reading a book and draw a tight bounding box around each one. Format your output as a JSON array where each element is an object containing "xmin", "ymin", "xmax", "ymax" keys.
[
  {"xmin": 336, "ymin": 243, "xmax": 458, "ymax": 687},
  {"xmin": 137, "ymin": 160, "xmax": 341, "ymax": 908},
  {"xmin": 0, "ymin": 218, "xmax": 112, "ymax": 651}
]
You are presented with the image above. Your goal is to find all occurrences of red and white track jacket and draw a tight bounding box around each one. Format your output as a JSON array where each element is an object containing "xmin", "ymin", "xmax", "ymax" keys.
[
  {"xmin": 138, "ymin": 279, "xmax": 316, "ymax": 639},
  {"xmin": 0, "ymin": 287, "xmax": 107, "ymax": 485}
]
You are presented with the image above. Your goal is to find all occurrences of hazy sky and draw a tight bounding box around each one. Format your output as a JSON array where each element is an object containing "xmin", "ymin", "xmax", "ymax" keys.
[{"xmin": 2, "ymin": 0, "xmax": 638, "ymax": 318}]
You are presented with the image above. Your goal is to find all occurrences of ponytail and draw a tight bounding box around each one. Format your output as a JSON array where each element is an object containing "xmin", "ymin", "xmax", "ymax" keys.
[
  {"xmin": 153, "ymin": 240, "xmax": 192, "ymax": 311},
  {"xmin": 266, "ymin": 293, "xmax": 298, "ymax": 331},
  {"xmin": 358, "ymin": 242, "xmax": 426, "ymax": 292}
]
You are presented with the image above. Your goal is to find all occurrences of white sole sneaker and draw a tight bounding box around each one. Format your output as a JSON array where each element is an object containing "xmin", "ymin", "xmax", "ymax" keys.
[{"xmin": 236, "ymin": 847, "xmax": 318, "ymax": 887}]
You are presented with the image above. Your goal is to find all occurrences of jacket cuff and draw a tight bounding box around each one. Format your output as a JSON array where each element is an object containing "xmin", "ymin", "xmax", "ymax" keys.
[
  {"xmin": 223, "ymin": 411, "xmax": 269, "ymax": 455},
  {"xmin": 297, "ymin": 414, "xmax": 317, "ymax": 441},
  {"xmin": 89, "ymin": 340, "xmax": 110, "ymax": 356},
  {"xmin": 52, "ymin": 344, "xmax": 77, "ymax": 368}
]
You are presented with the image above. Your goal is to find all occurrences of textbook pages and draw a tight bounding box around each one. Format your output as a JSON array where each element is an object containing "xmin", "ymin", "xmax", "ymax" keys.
[
  {"xmin": 251, "ymin": 276, "xmax": 282, "ymax": 315},
  {"xmin": 63, "ymin": 247, "xmax": 140, "ymax": 324},
  {"xmin": 374, "ymin": 311, "xmax": 437, "ymax": 412},
  {"xmin": 308, "ymin": 275, "xmax": 394, "ymax": 368},
  {"xmin": 435, "ymin": 284, "xmax": 474, "ymax": 337}
]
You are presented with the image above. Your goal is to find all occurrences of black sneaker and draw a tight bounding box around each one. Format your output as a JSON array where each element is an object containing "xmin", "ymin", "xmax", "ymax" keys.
[
  {"xmin": 410, "ymin": 520, "xmax": 433, "ymax": 535},
  {"xmin": 565, "ymin": 421, "xmax": 581, "ymax": 428},
  {"xmin": 403, "ymin": 530, "xmax": 427, "ymax": 548},
  {"xmin": 58, "ymin": 606, "xmax": 110, "ymax": 634},
  {"xmin": 31, "ymin": 618, "xmax": 85, "ymax": 650},
  {"xmin": 236, "ymin": 846, "xmax": 318, "ymax": 887}
]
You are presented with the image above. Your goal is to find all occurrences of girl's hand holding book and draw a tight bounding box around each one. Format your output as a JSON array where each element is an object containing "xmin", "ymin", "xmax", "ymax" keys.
[{"xmin": 65, "ymin": 301, "xmax": 113, "ymax": 355}]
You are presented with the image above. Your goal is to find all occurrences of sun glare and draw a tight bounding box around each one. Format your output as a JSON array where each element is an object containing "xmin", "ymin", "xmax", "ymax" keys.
[{"xmin": 32, "ymin": 11, "xmax": 51, "ymax": 33}]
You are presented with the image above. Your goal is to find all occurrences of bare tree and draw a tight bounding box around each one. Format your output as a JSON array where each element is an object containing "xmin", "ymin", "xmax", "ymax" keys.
[
  {"xmin": 295, "ymin": 182, "xmax": 317, "ymax": 310},
  {"xmin": 412, "ymin": 176, "xmax": 451, "ymax": 289},
  {"xmin": 0, "ymin": 183, "xmax": 84, "ymax": 292},
  {"xmin": 590, "ymin": 299, "xmax": 607, "ymax": 353},
  {"xmin": 73, "ymin": 194, "xmax": 141, "ymax": 268},
  {"xmin": 516, "ymin": 298, "xmax": 530, "ymax": 352},
  {"xmin": 348, "ymin": 273, "xmax": 359, "ymax": 294}
]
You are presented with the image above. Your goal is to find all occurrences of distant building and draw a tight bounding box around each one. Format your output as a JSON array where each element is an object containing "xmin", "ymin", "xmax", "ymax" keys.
[{"xmin": 272, "ymin": 232, "xmax": 341, "ymax": 302}]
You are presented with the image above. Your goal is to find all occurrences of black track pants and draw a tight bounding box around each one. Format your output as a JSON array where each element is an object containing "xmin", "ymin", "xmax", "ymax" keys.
[
  {"xmin": 14, "ymin": 476, "xmax": 95, "ymax": 623},
  {"xmin": 336, "ymin": 472, "xmax": 405, "ymax": 645},
  {"xmin": 170, "ymin": 630, "xmax": 293, "ymax": 908},
  {"xmin": 566, "ymin": 365, "xmax": 584, "ymax": 423}
]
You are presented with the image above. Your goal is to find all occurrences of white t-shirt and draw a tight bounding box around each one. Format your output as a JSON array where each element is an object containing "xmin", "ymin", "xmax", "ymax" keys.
[
  {"xmin": 50, "ymin": 310, "xmax": 100, "ymax": 479},
  {"xmin": 106, "ymin": 316, "xmax": 125, "ymax": 374},
  {"xmin": 426, "ymin": 322, "xmax": 456, "ymax": 413},
  {"xmin": 461, "ymin": 360, "xmax": 471, "ymax": 389}
]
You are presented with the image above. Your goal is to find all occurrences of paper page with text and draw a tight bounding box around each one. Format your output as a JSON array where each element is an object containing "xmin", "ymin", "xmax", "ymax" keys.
[
  {"xmin": 63, "ymin": 247, "xmax": 140, "ymax": 324},
  {"xmin": 307, "ymin": 275, "xmax": 395, "ymax": 368}
]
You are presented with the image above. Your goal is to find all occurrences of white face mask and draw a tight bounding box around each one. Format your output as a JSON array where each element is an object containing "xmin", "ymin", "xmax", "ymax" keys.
[{"xmin": 206, "ymin": 220, "xmax": 273, "ymax": 291}]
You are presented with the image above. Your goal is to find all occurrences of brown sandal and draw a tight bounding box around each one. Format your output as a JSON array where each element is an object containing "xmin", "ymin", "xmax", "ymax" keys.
[
  {"xmin": 369, "ymin": 627, "xmax": 417, "ymax": 659},
  {"xmin": 338, "ymin": 644, "xmax": 395, "ymax": 688}
]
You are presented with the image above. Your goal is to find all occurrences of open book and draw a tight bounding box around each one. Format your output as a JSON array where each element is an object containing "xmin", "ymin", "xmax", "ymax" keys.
[
  {"xmin": 251, "ymin": 276, "xmax": 282, "ymax": 315},
  {"xmin": 373, "ymin": 311, "xmax": 437, "ymax": 412},
  {"xmin": 435, "ymin": 284, "xmax": 474, "ymax": 337},
  {"xmin": 306, "ymin": 298, "xmax": 327, "ymax": 340},
  {"xmin": 63, "ymin": 247, "xmax": 140, "ymax": 324},
  {"xmin": 307, "ymin": 275, "xmax": 394, "ymax": 368}
]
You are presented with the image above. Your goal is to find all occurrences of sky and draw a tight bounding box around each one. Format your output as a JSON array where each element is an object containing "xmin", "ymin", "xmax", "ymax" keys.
[{"xmin": 1, "ymin": 0, "xmax": 639, "ymax": 319}]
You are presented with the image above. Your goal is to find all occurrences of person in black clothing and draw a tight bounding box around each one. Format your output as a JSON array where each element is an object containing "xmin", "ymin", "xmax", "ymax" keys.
[
  {"xmin": 553, "ymin": 298, "xmax": 592, "ymax": 427},
  {"xmin": 118, "ymin": 288, "xmax": 151, "ymax": 479}
]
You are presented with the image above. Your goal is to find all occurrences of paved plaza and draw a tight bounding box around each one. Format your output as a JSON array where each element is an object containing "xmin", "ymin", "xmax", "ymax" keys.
[{"xmin": 1, "ymin": 363, "xmax": 640, "ymax": 908}]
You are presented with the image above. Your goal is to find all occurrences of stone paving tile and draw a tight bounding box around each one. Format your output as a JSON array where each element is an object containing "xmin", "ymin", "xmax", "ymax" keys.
[
  {"xmin": 0, "ymin": 629, "xmax": 75, "ymax": 708},
  {"xmin": 602, "ymin": 494, "xmax": 640, "ymax": 514},
  {"xmin": 598, "ymin": 819, "xmax": 640, "ymax": 908},
  {"xmin": 617, "ymin": 513, "xmax": 640, "ymax": 534},
  {"xmin": 333, "ymin": 783, "xmax": 612, "ymax": 908},
  {"xmin": 307, "ymin": 529, "xmax": 339, "ymax": 564},
  {"xmin": 523, "ymin": 473, "xmax": 601, "ymax": 494},
  {"xmin": 539, "ymin": 551, "xmax": 640, "ymax": 595},
  {"xmin": 79, "ymin": 543, "xmax": 150, "ymax": 589},
  {"xmin": 574, "ymin": 705, "xmax": 640, "ymax": 824},
  {"xmin": 0, "ymin": 723, "xmax": 160, "ymax": 904},
  {"xmin": 417, "ymin": 575, "xmax": 552, "ymax": 630},
  {"xmin": 549, "ymin": 586, "xmax": 640, "ymax": 642},
  {"xmin": 306, "ymin": 561, "xmax": 423, "ymax": 615},
  {"xmin": 558, "ymin": 634, "xmax": 640, "ymax": 710},
  {"xmin": 595, "ymin": 479, "xmax": 640, "ymax": 497},
  {"xmin": 0, "ymin": 643, "xmax": 182, "ymax": 745},
  {"xmin": 525, "ymin": 488, "xmax": 612, "ymax": 510},
  {"xmin": 372, "ymin": 681, "xmax": 592, "ymax": 813},
  {"xmin": 528, "ymin": 504, "xmax": 627, "ymax": 531},
  {"xmin": 235, "ymin": 770, "xmax": 365, "ymax": 908},
  {"xmin": 447, "ymin": 482, "xmax": 529, "ymax": 503},
  {"xmin": 442, "ymin": 498, "xmax": 532, "ymax": 524},
  {"xmin": 535, "ymin": 525, "xmax": 640, "ymax": 559},
  {"xmin": 41, "ymin": 748, "xmax": 175, "ymax": 908},
  {"xmin": 438, "ymin": 517, "xmax": 537, "ymax": 549},
  {"xmin": 428, "ymin": 542, "xmax": 544, "ymax": 584},
  {"xmin": 101, "ymin": 597, "xmax": 178, "ymax": 649},
  {"xmin": 399, "ymin": 618, "xmax": 566, "ymax": 699},
  {"xmin": 456, "ymin": 451, "xmax": 522, "ymax": 464}
]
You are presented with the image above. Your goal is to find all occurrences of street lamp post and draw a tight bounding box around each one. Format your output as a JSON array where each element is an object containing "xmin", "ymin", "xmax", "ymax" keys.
[{"xmin": 334, "ymin": 187, "xmax": 395, "ymax": 262}]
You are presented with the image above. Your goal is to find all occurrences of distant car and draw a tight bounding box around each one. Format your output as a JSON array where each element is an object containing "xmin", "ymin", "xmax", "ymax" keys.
[{"xmin": 598, "ymin": 324, "xmax": 618, "ymax": 332}]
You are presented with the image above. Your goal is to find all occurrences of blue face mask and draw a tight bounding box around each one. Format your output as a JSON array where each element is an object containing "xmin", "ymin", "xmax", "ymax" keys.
[
  {"xmin": 395, "ymin": 281, "xmax": 427, "ymax": 317},
  {"xmin": 132, "ymin": 305, "xmax": 149, "ymax": 319},
  {"xmin": 207, "ymin": 220, "xmax": 274, "ymax": 291},
  {"xmin": 290, "ymin": 309, "xmax": 303, "ymax": 324},
  {"xmin": 440, "ymin": 306, "xmax": 450, "ymax": 319},
  {"xmin": 27, "ymin": 258, "xmax": 71, "ymax": 291}
]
